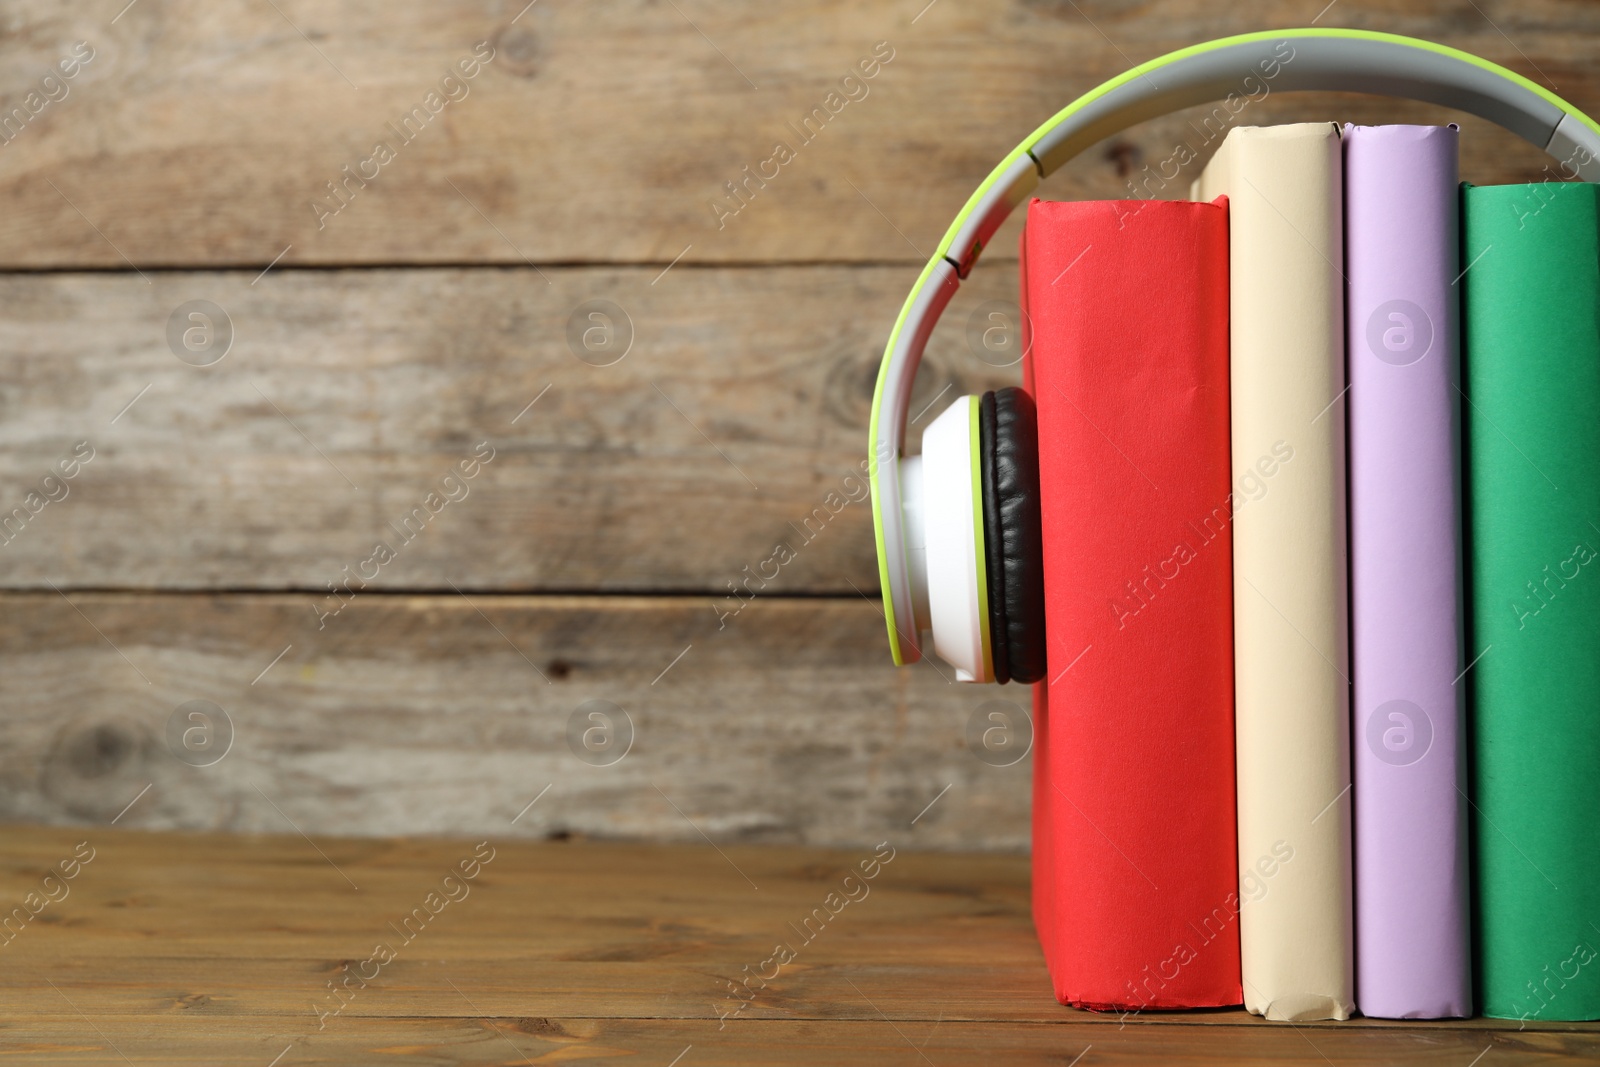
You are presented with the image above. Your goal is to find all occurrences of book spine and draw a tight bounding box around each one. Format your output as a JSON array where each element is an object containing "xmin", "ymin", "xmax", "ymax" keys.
[
  {"xmin": 1193, "ymin": 124, "xmax": 1354, "ymax": 1022},
  {"xmin": 1025, "ymin": 197, "xmax": 1240, "ymax": 1011},
  {"xmin": 1464, "ymin": 180, "xmax": 1600, "ymax": 1022},
  {"xmin": 1344, "ymin": 124, "xmax": 1471, "ymax": 1019},
  {"xmin": 1029, "ymin": 679, "xmax": 1057, "ymax": 982},
  {"xmin": 1020, "ymin": 230, "xmax": 1059, "ymax": 986}
]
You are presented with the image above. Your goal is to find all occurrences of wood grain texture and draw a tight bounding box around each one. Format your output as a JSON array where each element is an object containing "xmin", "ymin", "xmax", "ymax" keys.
[
  {"xmin": 0, "ymin": 265, "xmax": 1014, "ymax": 591},
  {"xmin": 0, "ymin": 592, "xmax": 1031, "ymax": 850},
  {"xmin": 1, "ymin": 9, "xmax": 1598, "ymax": 1037},
  {"xmin": 2, "ymin": 826, "xmax": 1597, "ymax": 1065},
  {"xmin": 9, "ymin": 1019, "xmax": 1598, "ymax": 1067},
  {"xmin": 0, "ymin": 1, "xmax": 1591, "ymax": 268}
]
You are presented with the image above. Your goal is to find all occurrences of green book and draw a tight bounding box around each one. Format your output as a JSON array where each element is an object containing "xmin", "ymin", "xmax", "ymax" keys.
[{"xmin": 1463, "ymin": 180, "xmax": 1600, "ymax": 1022}]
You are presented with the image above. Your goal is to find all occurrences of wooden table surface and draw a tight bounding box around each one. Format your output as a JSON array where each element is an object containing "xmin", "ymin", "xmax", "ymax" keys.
[{"xmin": 4, "ymin": 825, "xmax": 1597, "ymax": 1065}]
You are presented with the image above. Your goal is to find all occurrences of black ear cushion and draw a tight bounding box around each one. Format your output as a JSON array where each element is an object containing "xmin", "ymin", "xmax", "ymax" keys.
[
  {"xmin": 978, "ymin": 391, "xmax": 1010, "ymax": 685},
  {"xmin": 980, "ymin": 388, "xmax": 1047, "ymax": 685}
]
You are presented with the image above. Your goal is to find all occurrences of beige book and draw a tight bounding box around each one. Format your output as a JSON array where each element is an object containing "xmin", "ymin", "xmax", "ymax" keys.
[{"xmin": 1192, "ymin": 123, "xmax": 1354, "ymax": 1022}]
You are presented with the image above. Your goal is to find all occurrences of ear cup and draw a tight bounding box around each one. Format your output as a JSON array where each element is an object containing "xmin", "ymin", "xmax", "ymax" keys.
[
  {"xmin": 921, "ymin": 396, "xmax": 994, "ymax": 683},
  {"xmin": 979, "ymin": 387, "xmax": 1047, "ymax": 685}
]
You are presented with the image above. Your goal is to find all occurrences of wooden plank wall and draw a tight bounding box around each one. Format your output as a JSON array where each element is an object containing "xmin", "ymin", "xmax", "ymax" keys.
[{"xmin": 1, "ymin": 0, "xmax": 1594, "ymax": 848}]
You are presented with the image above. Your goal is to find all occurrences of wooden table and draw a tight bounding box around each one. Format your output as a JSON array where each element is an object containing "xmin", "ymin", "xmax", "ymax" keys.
[{"xmin": 5, "ymin": 826, "xmax": 1596, "ymax": 1065}]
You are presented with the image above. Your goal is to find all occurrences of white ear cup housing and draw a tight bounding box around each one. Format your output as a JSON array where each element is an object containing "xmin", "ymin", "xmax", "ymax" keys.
[
  {"xmin": 899, "ymin": 454, "xmax": 931, "ymax": 635},
  {"xmin": 919, "ymin": 397, "xmax": 993, "ymax": 682}
]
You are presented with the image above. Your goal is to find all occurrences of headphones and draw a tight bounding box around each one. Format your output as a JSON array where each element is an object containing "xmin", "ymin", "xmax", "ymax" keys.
[{"xmin": 869, "ymin": 28, "xmax": 1600, "ymax": 682}]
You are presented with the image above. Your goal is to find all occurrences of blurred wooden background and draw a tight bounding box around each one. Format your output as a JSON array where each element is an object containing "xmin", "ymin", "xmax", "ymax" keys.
[{"xmin": 0, "ymin": 0, "xmax": 1593, "ymax": 849}]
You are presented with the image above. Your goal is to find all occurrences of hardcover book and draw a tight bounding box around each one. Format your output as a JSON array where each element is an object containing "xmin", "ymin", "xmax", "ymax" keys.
[
  {"xmin": 1463, "ymin": 179, "xmax": 1600, "ymax": 1022},
  {"xmin": 1345, "ymin": 123, "xmax": 1472, "ymax": 1019},
  {"xmin": 1193, "ymin": 123, "xmax": 1355, "ymax": 1022},
  {"xmin": 1023, "ymin": 196, "xmax": 1240, "ymax": 1011}
]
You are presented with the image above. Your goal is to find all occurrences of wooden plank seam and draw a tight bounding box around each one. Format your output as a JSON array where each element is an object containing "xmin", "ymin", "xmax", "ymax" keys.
[
  {"xmin": 309, "ymin": 840, "xmax": 498, "ymax": 1032},
  {"xmin": 311, "ymin": 441, "xmax": 499, "ymax": 631},
  {"xmin": 714, "ymin": 841, "xmax": 899, "ymax": 1029},
  {"xmin": 712, "ymin": 444, "xmax": 886, "ymax": 632}
]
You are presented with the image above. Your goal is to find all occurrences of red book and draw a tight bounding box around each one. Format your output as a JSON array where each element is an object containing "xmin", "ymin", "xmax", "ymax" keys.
[{"xmin": 1022, "ymin": 197, "xmax": 1241, "ymax": 1011}]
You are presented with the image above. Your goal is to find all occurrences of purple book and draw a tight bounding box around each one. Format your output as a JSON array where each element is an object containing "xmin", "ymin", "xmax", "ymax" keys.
[{"xmin": 1345, "ymin": 123, "xmax": 1470, "ymax": 1018}]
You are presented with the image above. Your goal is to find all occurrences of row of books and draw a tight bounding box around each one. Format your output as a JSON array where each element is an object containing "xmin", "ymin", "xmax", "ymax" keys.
[{"xmin": 1021, "ymin": 122, "xmax": 1600, "ymax": 1021}]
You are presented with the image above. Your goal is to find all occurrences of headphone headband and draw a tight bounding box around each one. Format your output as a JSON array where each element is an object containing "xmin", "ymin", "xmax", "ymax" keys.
[{"xmin": 870, "ymin": 27, "xmax": 1600, "ymax": 666}]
